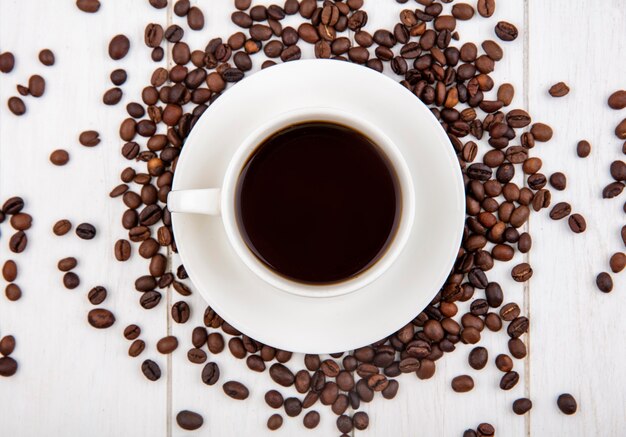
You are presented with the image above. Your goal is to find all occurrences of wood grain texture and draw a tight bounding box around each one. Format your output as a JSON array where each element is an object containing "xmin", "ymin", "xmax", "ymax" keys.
[{"xmin": 0, "ymin": 1, "xmax": 624, "ymax": 436}]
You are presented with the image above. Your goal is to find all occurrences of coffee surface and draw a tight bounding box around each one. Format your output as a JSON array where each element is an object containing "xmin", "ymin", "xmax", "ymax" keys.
[{"xmin": 236, "ymin": 121, "xmax": 400, "ymax": 284}]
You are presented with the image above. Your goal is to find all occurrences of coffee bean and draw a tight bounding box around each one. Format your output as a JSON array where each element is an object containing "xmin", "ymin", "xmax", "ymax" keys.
[
  {"xmin": 608, "ymin": 90, "xmax": 626, "ymax": 110},
  {"xmin": 124, "ymin": 324, "xmax": 141, "ymax": 340},
  {"xmin": 0, "ymin": 335, "xmax": 16, "ymax": 356},
  {"xmin": 171, "ymin": 301, "xmax": 190, "ymax": 324},
  {"xmin": 302, "ymin": 410, "xmax": 320, "ymax": 429},
  {"xmin": 1, "ymin": 261, "xmax": 18, "ymax": 287},
  {"xmin": 0, "ymin": 357, "xmax": 18, "ymax": 377},
  {"xmin": 495, "ymin": 21, "xmax": 518, "ymax": 41},
  {"xmin": 76, "ymin": 223, "xmax": 96, "ymax": 239},
  {"xmin": 109, "ymin": 68, "xmax": 127, "ymax": 85},
  {"xmin": 187, "ymin": 6, "xmax": 204, "ymax": 30},
  {"xmin": 511, "ymin": 262, "xmax": 532, "ymax": 282},
  {"xmin": 57, "ymin": 257, "xmax": 77, "ymax": 272},
  {"xmin": 500, "ymin": 302, "xmax": 520, "ymax": 321},
  {"xmin": 0, "ymin": 52, "xmax": 15, "ymax": 73},
  {"xmin": 114, "ymin": 239, "xmax": 131, "ymax": 261},
  {"xmin": 609, "ymin": 252, "xmax": 626, "ymax": 273},
  {"xmin": 5, "ymin": 283, "xmax": 22, "ymax": 301},
  {"xmin": 549, "ymin": 202, "xmax": 571, "ymax": 220},
  {"xmin": 576, "ymin": 140, "xmax": 591, "ymax": 158},
  {"xmin": 507, "ymin": 316, "xmax": 529, "ymax": 338},
  {"xmin": 141, "ymin": 359, "xmax": 161, "ymax": 381},
  {"xmin": 39, "ymin": 49, "xmax": 56, "ymax": 66},
  {"xmin": 549, "ymin": 172, "xmax": 567, "ymax": 190},
  {"xmin": 3, "ymin": 197, "xmax": 24, "ymax": 214},
  {"xmin": 568, "ymin": 214, "xmax": 586, "ymax": 233},
  {"xmin": 50, "ymin": 149, "xmax": 70, "ymax": 166},
  {"xmin": 499, "ymin": 371, "xmax": 519, "ymax": 390},
  {"xmin": 508, "ymin": 338, "xmax": 527, "ymax": 359},
  {"xmin": 157, "ymin": 335, "xmax": 178, "ymax": 354},
  {"xmin": 616, "ymin": 119, "xmax": 626, "ymax": 140},
  {"xmin": 269, "ymin": 363, "xmax": 294, "ymax": 386},
  {"xmin": 596, "ymin": 272, "xmax": 613, "ymax": 293},
  {"xmin": 477, "ymin": 423, "xmax": 495, "ymax": 437},
  {"xmin": 451, "ymin": 375, "xmax": 474, "ymax": 392},
  {"xmin": 140, "ymin": 291, "xmax": 161, "ymax": 309},
  {"xmin": 88, "ymin": 286, "xmax": 107, "ymax": 305},
  {"xmin": 267, "ymin": 414, "xmax": 283, "ymax": 430},
  {"xmin": 7, "ymin": 97, "xmax": 26, "ymax": 115},
  {"xmin": 283, "ymin": 397, "xmax": 302, "ymax": 417},
  {"xmin": 495, "ymin": 354, "xmax": 513, "ymax": 372},
  {"xmin": 557, "ymin": 393, "xmax": 577, "ymax": 415},
  {"xmin": 102, "ymin": 87, "xmax": 123, "ymax": 105},
  {"xmin": 223, "ymin": 381, "xmax": 249, "ymax": 400},
  {"xmin": 8, "ymin": 231, "xmax": 27, "ymax": 253},
  {"xmin": 530, "ymin": 123, "xmax": 553, "ymax": 141},
  {"xmin": 603, "ymin": 181, "xmax": 625, "ymax": 198},
  {"xmin": 88, "ymin": 308, "xmax": 115, "ymax": 329},
  {"xmin": 611, "ymin": 160, "xmax": 626, "ymax": 181},
  {"xmin": 79, "ymin": 130, "xmax": 100, "ymax": 147},
  {"xmin": 468, "ymin": 347, "xmax": 488, "ymax": 370},
  {"xmin": 549, "ymin": 81, "xmax": 570, "ymax": 97},
  {"xmin": 265, "ymin": 390, "xmax": 284, "ymax": 409},
  {"xmin": 512, "ymin": 397, "xmax": 533, "ymax": 415},
  {"xmin": 109, "ymin": 34, "xmax": 130, "ymax": 60},
  {"xmin": 176, "ymin": 410, "xmax": 203, "ymax": 431},
  {"xmin": 200, "ymin": 362, "xmax": 220, "ymax": 385},
  {"xmin": 76, "ymin": 0, "xmax": 100, "ymax": 12},
  {"xmin": 28, "ymin": 75, "xmax": 45, "ymax": 97},
  {"xmin": 477, "ymin": 0, "xmax": 495, "ymax": 17}
]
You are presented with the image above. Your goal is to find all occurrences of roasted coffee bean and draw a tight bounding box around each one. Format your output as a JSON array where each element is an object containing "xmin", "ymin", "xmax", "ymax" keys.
[
  {"xmin": 530, "ymin": 123, "xmax": 553, "ymax": 142},
  {"xmin": 187, "ymin": 347, "xmax": 207, "ymax": 364},
  {"xmin": 48, "ymin": 149, "xmax": 70, "ymax": 166},
  {"xmin": 451, "ymin": 375, "xmax": 474, "ymax": 392},
  {"xmin": 336, "ymin": 415, "xmax": 353, "ymax": 434},
  {"xmin": 495, "ymin": 21, "xmax": 518, "ymax": 41},
  {"xmin": 5, "ymin": 283, "xmax": 22, "ymax": 301},
  {"xmin": 477, "ymin": 0, "xmax": 495, "ymax": 17},
  {"xmin": 103, "ymin": 87, "xmax": 123, "ymax": 105},
  {"xmin": 500, "ymin": 302, "xmax": 520, "ymax": 321},
  {"xmin": 508, "ymin": 338, "xmax": 527, "ymax": 359},
  {"xmin": 500, "ymin": 371, "xmax": 519, "ymax": 390},
  {"xmin": 157, "ymin": 335, "xmax": 178, "ymax": 354},
  {"xmin": 0, "ymin": 336, "xmax": 16, "ymax": 357},
  {"xmin": 513, "ymin": 397, "xmax": 533, "ymax": 415},
  {"xmin": 615, "ymin": 119, "xmax": 626, "ymax": 139},
  {"xmin": 27, "ymin": 75, "xmax": 45, "ymax": 97},
  {"xmin": 57, "ymin": 257, "xmax": 77, "ymax": 272},
  {"xmin": 608, "ymin": 90, "xmax": 626, "ymax": 110},
  {"xmin": 79, "ymin": 130, "xmax": 100, "ymax": 147},
  {"xmin": 468, "ymin": 346, "xmax": 488, "ymax": 370},
  {"xmin": 477, "ymin": 423, "xmax": 495, "ymax": 436},
  {"xmin": 88, "ymin": 308, "xmax": 115, "ymax": 328},
  {"xmin": 3, "ymin": 197, "xmax": 24, "ymax": 214},
  {"xmin": 496, "ymin": 354, "xmax": 513, "ymax": 372},
  {"xmin": 507, "ymin": 316, "xmax": 529, "ymax": 338},
  {"xmin": 603, "ymin": 181, "xmax": 625, "ymax": 198},
  {"xmin": 576, "ymin": 140, "xmax": 591, "ymax": 158},
  {"xmin": 302, "ymin": 410, "xmax": 320, "ymax": 429},
  {"xmin": 2, "ymin": 260, "xmax": 17, "ymax": 282},
  {"xmin": 549, "ymin": 81, "xmax": 570, "ymax": 97},
  {"xmin": 141, "ymin": 359, "xmax": 161, "ymax": 381},
  {"xmin": 174, "ymin": 0, "xmax": 190, "ymax": 16},
  {"xmin": 62, "ymin": 271, "xmax": 79, "ymax": 289},
  {"xmin": 223, "ymin": 381, "xmax": 249, "ymax": 400},
  {"xmin": 549, "ymin": 172, "xmax": 567, "ymax": 190},
  {"xmin": 267, "ymin": 414, "xmax": 283, "ymax": 430},
  {"xmin": 114, "ymin": 239, "xmax": 131, "ymax": 261},
  {"xmin": 124, "ymin": 324, "xmax": 141, "ymax": 340},
  {"xmin": 140, "ymin": 291, "xmax": 161, "ymax": 309},
  {"xmin": 265, "ymin": 389, "xmax": 284, "ymax": 409},
  {"xmin": 76, "ymin": 0, "xmax": 100, "ymax": 13},
  {"xmin": 187, "ymin": 6, "xmax": 205, "ymax": 30},
  {"xmin": 109, "ymin": 34, "xmax": 130, "ymax": 60},
  {"xmin": 171, "ymin": 301, "xmax": 190, "ymax": 323},
  {"xmin": 596, "ymin": 272, "xmax": 613, "ymax": 292},
  {"xmin": 549, "ymin": 202, "xmax": 571, "ymax": 220},
  {"xmin": 284, "ymin": 397, "xmax": 302, "ymax": 417},
  {"xmin": 610, "ymin": 160, "xmax": 626, "ymax": 181},
  {"xmin": 201, "ymin": 362, "xmax": 220, "ymax": 385},
  {"xmin": 87, "ymin": 286, "xmax": 107, "ymax": 305},
  {"xmin": 0, "ymin": 357, "xmax": 18, "ymax": 377},
  {"xmin": 610, "ymin": 252, "xmax": 626, "ymax": 273},
  {"xmin": 567, "ymin": 214, "xmax": 586, "ymax": 233},
  {"xmin": 176, "ymin": 410, "xmax": 203, "ymax": 431},
  {"xmin": 451, "ymin": 3, "xmax": 474, "ymax": 20},
  {"xmin": 557, "ymin": 393, "xmax": 577, "ymax": 415},
  {"xmin": 7, "ymin": 97, "xmax": 26, "ymax": 115},
  {"xmin": 0, "ymin": 51, "xmax": 15, "ymax": 73}
]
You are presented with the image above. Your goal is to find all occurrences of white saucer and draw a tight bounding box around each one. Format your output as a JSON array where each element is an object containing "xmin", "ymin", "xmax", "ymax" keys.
[{"xmin": 171, "ymin": 59, "xmax": 465, "ymax": 354}]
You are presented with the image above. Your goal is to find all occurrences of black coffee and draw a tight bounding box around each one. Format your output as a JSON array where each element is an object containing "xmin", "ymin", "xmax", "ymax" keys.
[{"xmin": 235, "ymin": 121, "xmax": 400, "ymax": 284}]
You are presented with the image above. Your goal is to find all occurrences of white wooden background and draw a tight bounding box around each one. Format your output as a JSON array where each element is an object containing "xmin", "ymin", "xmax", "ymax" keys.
[{"xmin": 1, "ymin": 1, "xmax": 624, "ymax": 436}]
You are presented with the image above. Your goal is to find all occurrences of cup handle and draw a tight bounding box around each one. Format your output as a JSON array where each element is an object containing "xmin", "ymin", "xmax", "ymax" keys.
[{"xmin": 168, "ymin": 188, "xmax": 221, "ymax": 215}]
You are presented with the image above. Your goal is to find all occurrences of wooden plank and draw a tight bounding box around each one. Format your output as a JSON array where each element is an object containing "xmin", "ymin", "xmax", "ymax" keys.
[
  {"xmin": 528, "ymin": 0, "xmax": 626, "ymax": 435},
  {"xmin": 0, "ymin": 1, "xmax": 168, "ymax": 436}
]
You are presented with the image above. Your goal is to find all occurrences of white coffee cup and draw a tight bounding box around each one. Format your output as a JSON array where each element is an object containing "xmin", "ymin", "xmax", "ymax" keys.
[{"xmin": 168, "ymin": 107, "xmax": 415, "ymax": 298}]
